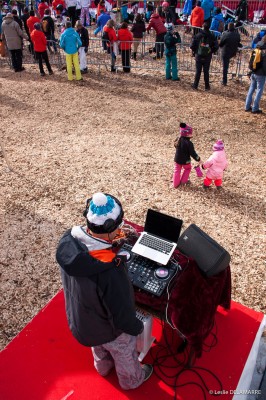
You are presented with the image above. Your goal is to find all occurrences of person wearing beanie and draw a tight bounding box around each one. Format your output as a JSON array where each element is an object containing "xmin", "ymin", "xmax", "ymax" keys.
[
  {"xmin": 202, "ymin": 140, "xmax": 228, "ymax": 189},
  {"xmin": 1, "ymin": 12, "xmax": 28, "ymax": 72},
  {"xmin": 31, "ymin": 22, "xmax": 53, "ymax": 76},
  {"xmin": 59, "ymin": 20, "xmax": 82, "ymax": 80},
  {"xmin": 164, "ymin": 22, "xmax": 181, "ymax": 81},
  {"xmin": 75, "ymin": 20, "xmax": 89, "ymax": 73},
  {"xmin": 56, "ymin": 192, "xmax": 153, "ymax": 389},
  {"xmin": 173, "ymin": 123, "xmax": 201, "ymax": 188},
  {"xmin": 146, "ymin": 11, "xmax": 167, "ymax": 59}
]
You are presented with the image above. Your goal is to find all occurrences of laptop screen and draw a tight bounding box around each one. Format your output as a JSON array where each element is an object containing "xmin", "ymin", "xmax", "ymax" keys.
[{"xmin": 144, "ymin": 209, "xmax": 183, "ymax": 243}]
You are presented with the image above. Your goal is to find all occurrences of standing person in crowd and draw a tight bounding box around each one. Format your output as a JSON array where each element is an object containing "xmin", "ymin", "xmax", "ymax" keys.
[
  {"xmin": 190, "ymin": 1, "xmax": 204, "ymax": 35},
  {"xmin": 97, "ymin": 0, "xmax": 106, "ymax": 17},
  {"xmin": 164, "ymin": 22, "xmax": 181, "ymax": 81},
  {"xmin": 103, "ymin": 18, "xmax": 118, "ymax": 72},
  {"xmin": 245, "ymin": 35, "xmax": 266, "ymax": 114},
  {"xmin": 173, "ymin": 123, "xmax": 201, "ymax": 188},
  {"xmin": 80, "ymin": 0, "xmax": 91, "ymax": 27},
  {"xmin": 75, "ymin": 19, "xmax": 89, "ymax": 73},
  {"xmin": 118, "ymin": 21, "xmax": 133, "ymax": 73},
  {"xmin": 56, "ymin": 192, "xmax": 153, "ymax": 389},
  {"xmin": 1, "ymin": 13, "xmax": 28, "ymax": 72},
  {"xmin": 38, "ymin": 0, "xmax": 49, "ymax": 19},
  {"xmin": 235, "ymin": 0, "xmax": 248, "ymax": 26},
  {"xmin": 162, "ymin": 1, "xmax": 176, "ymax": 24},
  {"xmin": 11, "ymin": 9, "xmax": 23, "ymax": 29},
  {"xmin": 59, "ymin": 20, "xmax": 82, "ymax": 80},
  {"xmin": 190, "ymin": 21, "xmax": 218, "ymax": 90},
  {"xmin": 16, "ymin": 0, "xmax": 26, "ymax": 18},
  {"xmin": 76, "ymin": 0, "xmax": 82, "ymax": 21},
  {"xmin": 27, "ymin": 10, "xmax": 41, "ymax": 35},
  {"xmin": 147, "ymin": 10, "xmax": 167, "ymax": 59},
  {"xmin": 210, "ymin": 7, "xmax": 224, "ymax": 36},
  {"xmin": 31, "ymin": 22, "xmax": 53, "ymax": 76},
  {"xmin": 52, "ymin": 0, "xmax": 66, "ymax": 19},
  {"xmin": 130, "ymin": 13, "xmax": 146, "ymax": 61},
  {"xmin": 42, "ymin": 8, "xmax": 57, "ymax": 54},
  {"xmin": 65, "ymin": 0, "xmax": 77, "ymax": 27},
  {"xmin": 21, "ymin": 7, "xmax": 30, "ymax": 37},
  {"xmin": 94, "ymin": 9, "xmax": 110, "ymax": 35},
  {"xmin": 202, "ymin": 140, "xmax": 228, "ymax": 190},
  {"xmin": 219, "ymin": 22, "xmax": 242, "ymax": 86},
  {"xmin": 201, "ymin": 0, "xmax": 214, "ymax": 26}
]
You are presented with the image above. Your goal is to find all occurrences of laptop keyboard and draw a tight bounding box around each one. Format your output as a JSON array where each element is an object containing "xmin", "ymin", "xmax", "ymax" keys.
[{"xmin": 139, "ymin": 234, "xmax": 173, "ymax": 254}]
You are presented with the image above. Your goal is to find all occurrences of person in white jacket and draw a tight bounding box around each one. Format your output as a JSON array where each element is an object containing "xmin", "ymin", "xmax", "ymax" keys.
[
  {"xmin": 80, "ymin": 0, "xmax": 91, "ymax": 26},
  {"xmin": 202, "ymin": 139, "xmax": 228, "ymax": 189}
]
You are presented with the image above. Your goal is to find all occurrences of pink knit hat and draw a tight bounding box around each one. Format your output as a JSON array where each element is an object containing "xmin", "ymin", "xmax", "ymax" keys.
[
  {"xmin": 213, "ymin": 139, "xmax": 224, "ymax": 151},
  {"xmin": 180, "ymin": 123, "xmax": 193, "ymax": 137}
]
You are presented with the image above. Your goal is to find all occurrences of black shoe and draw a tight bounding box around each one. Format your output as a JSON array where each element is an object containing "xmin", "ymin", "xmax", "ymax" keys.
[
  {"xmin": 111, "ymin": 67, "xmax": 117, "ymax": 73},
  {"xmin": 40, "ymin": 72, "xmax": 45, "ymax": 76},
  {"xmin": 191, "ymin": 84, "xmax": 198, "ymax": 90},
  {"xmin": 252, "ymin": 109, "xmax": 263, "ymax": 114},
  {"xmin": 81, "ymin": 68, "xmax": 88, "ymax": 74},
  {"xmin": 205, "ymin": 86, "xmax": 211, "ymax": 91},
  {"xmin": 142, "ymin": 364, "xmax": 153, "ymax": 382},
  {"xmin": 245, "ymin": 107, "xmax": 252, "ymax": 112},
  {"xmin": 49, "ymin": 70, "xmax": 54, "ymax": 75},
  {"xmin": 203, "ymin": 184, "xmax": 209, "ymax": 189},
  {"xmin": 216, "ymin": 186, "xmax": 222, "ymax": 190},
  {"xmin": 166, "ymin": 76, "xmax": 172, "ymax": 80},
  {"xmin": 221, "ymin": 81, "xmax": 227, "ymax": 86}
]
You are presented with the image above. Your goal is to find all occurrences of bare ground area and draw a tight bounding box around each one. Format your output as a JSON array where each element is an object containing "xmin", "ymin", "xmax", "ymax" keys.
[{"xmin": 0, "ymin": 64, "xmax": 265, "ymax": 350}]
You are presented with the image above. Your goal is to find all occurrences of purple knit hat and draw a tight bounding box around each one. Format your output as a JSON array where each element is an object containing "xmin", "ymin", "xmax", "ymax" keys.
[
  {"xmin": 213, "ymin": 139, "xmax": 224, "ymax": 151},
  {"xmin": 180, "ymin": 123, "xmax": 193, "ymax": 137}
]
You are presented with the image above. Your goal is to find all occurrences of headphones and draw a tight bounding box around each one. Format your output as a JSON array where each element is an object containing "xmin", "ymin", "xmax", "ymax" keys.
[{"xmin": 83, "ymin": 193, "xmax": 124, "ymax": 234}]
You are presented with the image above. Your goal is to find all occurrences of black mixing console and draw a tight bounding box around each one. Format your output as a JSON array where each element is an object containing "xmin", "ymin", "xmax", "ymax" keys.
[{"xmin": 117, "ymin": 243, "xmax": 181, "ymax": 297}]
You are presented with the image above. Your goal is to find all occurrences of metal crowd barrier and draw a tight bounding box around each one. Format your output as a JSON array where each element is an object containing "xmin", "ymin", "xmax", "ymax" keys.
[{"xmin": 0, "ymin": 36, "xmax": 253, "ymax": 80}]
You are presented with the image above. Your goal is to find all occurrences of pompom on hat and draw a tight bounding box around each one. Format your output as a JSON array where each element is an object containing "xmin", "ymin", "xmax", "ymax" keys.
[
  {"xmin": 213, "ymin": 139, "xmax": 224, "ymax": 151},
  {"xmin": 84, "ymin": 192, "xmax": 124, "ymax": 234},
  {"xmin": 180, "ymin": 122, "xmax": 193, "ymax": 137}
]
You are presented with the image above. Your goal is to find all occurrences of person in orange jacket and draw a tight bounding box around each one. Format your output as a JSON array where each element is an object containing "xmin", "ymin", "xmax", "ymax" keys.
[
  {"xmin": 103, "ymin": 19, "xmax": 118, "ymax": 72},
  {"xmin": 27, "ymin": 10, "xmax": 41, "ymax": 34},
  {"xmin": 97, "ymin": 0, "xmax": 106, "ymax": 17},
  {"xmin": 190, "ymin": 1, "xmax": 204, "ymax": 35},
  {"xmin": 118, "ymin": 21, "xmax": 133, "ymax": 72},
  {"xmin": 30, "ymin": 22, "xmax": 53, "ymax": 76},
  {"xmin": 38, "ymin": 0, "xmax": 49, "ymax": 19}
]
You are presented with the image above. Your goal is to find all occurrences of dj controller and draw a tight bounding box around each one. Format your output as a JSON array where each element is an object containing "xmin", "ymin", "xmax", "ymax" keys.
[{"xmin": 117, "ymin": 243, "xmax": 181, "ymax": 297}]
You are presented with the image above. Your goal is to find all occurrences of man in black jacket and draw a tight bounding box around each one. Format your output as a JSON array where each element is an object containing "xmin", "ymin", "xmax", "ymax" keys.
[
  {"xmin": 56, "ymin": 192, "xmax": 153, "ymax": 390},
  {"xmin": 190, "ymin": 22, "xmax": 218, "ymax": 90},
  {"xmin": 219, "ymin": 22, "xmax": 242, "ymax": 86},
  {"xmin": 42, "ymin": 8, "xmax": 57, "ymax": 53}
]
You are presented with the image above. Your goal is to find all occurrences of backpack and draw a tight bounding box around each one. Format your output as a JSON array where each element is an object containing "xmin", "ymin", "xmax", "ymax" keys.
[
  {"xmin": 42, "ymin": 19, "xmax": 49, "ymax": 33},
  {"xmin": 248, "ymin": 48, "xmax": 262, "ymax": 72},
  {"xmin": 197, "ymin": 34, "xmax": 212, "ymax": 57}
]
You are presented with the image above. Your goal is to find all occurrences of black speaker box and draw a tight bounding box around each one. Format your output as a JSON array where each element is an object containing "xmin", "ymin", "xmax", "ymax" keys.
[{"xmin": 177, "ymin": 224, "xmax": 230, "ymax": 277}]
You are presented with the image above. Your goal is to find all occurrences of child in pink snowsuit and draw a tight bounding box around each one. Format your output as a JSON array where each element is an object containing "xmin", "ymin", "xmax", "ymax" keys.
[{"xmin": 202, "ymin": 140, "xmax": 228, "ymax": 189}]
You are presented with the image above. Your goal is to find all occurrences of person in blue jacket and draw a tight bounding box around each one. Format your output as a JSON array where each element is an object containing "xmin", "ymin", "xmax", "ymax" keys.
[
  {"xmin": 201, "ymin": 0, "xmax": 214, "ymax": 25},
  {"xmin": 59, "ymin": 20, "xmax": 82, "ymax": 81},
  {"xmin": 210, "ymin": 7, "xmax": 224, "ymax": 37},
  {"xmin": 252, "ymin": 30, "xmax": 266, "ymax": 49},
  {"xmin": 93, "ymin": 9, "xmax": 111, "ymax": 35}
]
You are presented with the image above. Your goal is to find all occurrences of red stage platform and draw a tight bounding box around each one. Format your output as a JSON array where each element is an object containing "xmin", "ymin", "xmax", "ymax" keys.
[{"xmin": 0, "ymin": 290, "xmax": 264, "ymax": 400}]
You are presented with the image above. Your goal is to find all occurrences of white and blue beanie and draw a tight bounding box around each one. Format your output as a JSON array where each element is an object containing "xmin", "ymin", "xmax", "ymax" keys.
[{"xmin": 86, "ymin": 192, "xmax": 122, "ymax": 233}]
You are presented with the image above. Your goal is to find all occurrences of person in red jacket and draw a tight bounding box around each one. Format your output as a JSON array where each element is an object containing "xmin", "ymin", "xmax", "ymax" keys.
[
  {"xmin": 147, "ymin": 11, "xmax": 167, "ymax": 59},
  {"xmin": 27, "ymin": 10, "xmax": 41, "ymax": 34},
  {"xmin": 103, "ymin": 19, "xmax": 118, "ymax": 72},
  {"xmin": 30, "ymin": 23, "xmax": 53, "ymax": 76},
  {"xmin": 190, "ymin": 1, "xmax": 204, "ymax": 35},
  {"xmin": 38, "ymin": 0, "xmax": 49, "ymax": 19},
  {"xmin": 118, "ymin": 22, "xmax": 133, "ymax": 72}
]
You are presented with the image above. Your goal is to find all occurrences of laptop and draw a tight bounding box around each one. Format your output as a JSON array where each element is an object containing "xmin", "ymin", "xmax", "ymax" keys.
[{"xmin": 131, "ymin": 209, "xmax": 183, "ymax": 265}]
